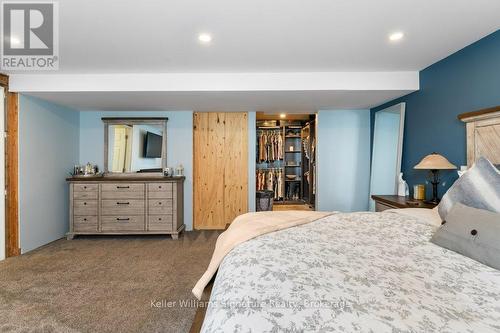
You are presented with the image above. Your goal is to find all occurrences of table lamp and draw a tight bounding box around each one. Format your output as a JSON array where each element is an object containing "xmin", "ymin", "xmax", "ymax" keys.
[{"xmin": 414, "ymin": 153, "xmax": 456, "ymax": 204}]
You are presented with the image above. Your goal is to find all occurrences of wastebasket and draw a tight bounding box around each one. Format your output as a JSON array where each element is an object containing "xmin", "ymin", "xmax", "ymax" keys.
[{"xmin": 256, "ymin": 190, "xmax": 274, "ymax": 211}]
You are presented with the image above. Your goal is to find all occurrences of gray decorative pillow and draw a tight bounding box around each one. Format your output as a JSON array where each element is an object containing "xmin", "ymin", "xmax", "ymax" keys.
[
  {"xmin": 438, "ymin": 157, "xmax": 500, "ymax": 220},
  {"xmin": 431, "ymin": 203, "xmax": 500, "ymax": 270}
]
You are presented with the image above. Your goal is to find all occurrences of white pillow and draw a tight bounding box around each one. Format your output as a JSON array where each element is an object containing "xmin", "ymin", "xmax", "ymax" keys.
[{"xmin": 438, "ymin": 157, "xmax": 500, "ymax": 220}]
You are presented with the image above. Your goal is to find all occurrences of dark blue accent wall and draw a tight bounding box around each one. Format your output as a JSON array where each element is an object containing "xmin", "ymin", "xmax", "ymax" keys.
[{"xmin": 371, "ymin": 30, "xmax": 500, "ymax": 198}]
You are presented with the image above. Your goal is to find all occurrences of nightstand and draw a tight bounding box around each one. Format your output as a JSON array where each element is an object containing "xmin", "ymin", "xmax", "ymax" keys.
[{"xmin": 371, "ymin": 195, "xmax": 437, "ymax": 212}]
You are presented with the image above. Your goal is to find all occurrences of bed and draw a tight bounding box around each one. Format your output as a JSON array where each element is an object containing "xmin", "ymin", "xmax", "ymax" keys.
[
  {"xmin": 197, "ymin": 107, "xmax": 500, "ymax": 333},
  {"xmin": 201, "ymin": 210, "xmax": 500, "ymax": 332}
]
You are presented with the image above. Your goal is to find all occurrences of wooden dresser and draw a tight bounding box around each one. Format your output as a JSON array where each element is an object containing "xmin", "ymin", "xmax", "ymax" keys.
[{"xmin": 67, "ymin": 175, "xmax": 185, "ymax": 239}]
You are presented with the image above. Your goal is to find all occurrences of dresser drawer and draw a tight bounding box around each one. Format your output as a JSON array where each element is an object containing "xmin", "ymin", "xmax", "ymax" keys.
[
  {"xmin": 74, "ymin": 190, "xmax": 98, "ymax": 200},
  {"xmin": 101, "ymin": 183, "xmax": 145, "ymax": 199},
  {"xmin": 74, "ymin": 200, "xmax": 98, "ymax": 216},
  {"xmin": 101, "ymin": 216, "xmax": 145, "ymax": 231},
  {"xmin": 148, "ymin": 215, "xmax": 173, "ymax": 231},
  {"xmin": 73, "ymin": 216, "xmax": 98, "ymax": 232},
  {"xmin": 101, "ymin": 199, "xmax": 145, "ymax": 215},
  {"xmin": 74, "ymin": 184, "xmax": 98, "ymax": 192},
  {"xmin": 148, "ymin": 199, "xmax": 173, "ymax": 215},
  {"xmin": 148, "ymin": 183, "xmax": 173, "ymax": 199}
]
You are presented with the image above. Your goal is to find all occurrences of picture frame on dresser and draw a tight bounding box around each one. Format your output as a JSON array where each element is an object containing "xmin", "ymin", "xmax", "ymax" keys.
[{"xmin": 102, "ymin": 117, "xmax": 168, "ymax": 174}]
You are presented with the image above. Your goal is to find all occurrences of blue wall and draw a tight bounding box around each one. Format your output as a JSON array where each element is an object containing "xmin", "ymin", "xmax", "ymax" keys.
[
  {"xmin": 317, "ymin": 110, "xmax": 371, "ymax": 212},
  {"xmin": 19, "ymin": 95, "xmax": 80, "ymax": 253},
  {"xmin": 79, "ymin": 111, "xmax": 194, "ymax": 230},
  {"xmin": 371, "ymin": 30, "xmax": 500, "ymax": 198}
]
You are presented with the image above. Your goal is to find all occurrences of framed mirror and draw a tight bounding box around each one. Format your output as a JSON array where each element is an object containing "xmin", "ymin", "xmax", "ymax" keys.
[
  {"xmin": 102, "ymin": 117, "xmax": 167, "ymax": 174},
  {"xmin": 369, "ymin": 103, "xmax": 405, "ymax": 211}
]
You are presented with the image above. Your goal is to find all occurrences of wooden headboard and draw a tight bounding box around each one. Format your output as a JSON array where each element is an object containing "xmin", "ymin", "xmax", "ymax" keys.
[{"xmin": 458, "ymin": 106, "xmax": 500, "ymax": 167}]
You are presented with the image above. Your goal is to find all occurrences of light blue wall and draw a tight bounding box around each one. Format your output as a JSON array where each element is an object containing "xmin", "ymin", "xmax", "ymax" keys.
[
  {"xmin": 79, "ymin": 111, "xmax": 194, "ymax": 230},
  {"xmin": 248, "ymin": 112, "xmax": 256, "ymax": 212},
  {"xmin": 316, "ymin": 110, "xmax": 371, "ymax": 212},
  {"xmin": 19, "ymin": 95, "xmax": 80, "ymax": 253}
]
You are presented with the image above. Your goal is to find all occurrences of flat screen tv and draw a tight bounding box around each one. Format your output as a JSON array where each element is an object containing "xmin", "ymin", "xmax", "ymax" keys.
[{"xmin": 144, "ymin": 131, "xmax": 162, "ymax": 158}]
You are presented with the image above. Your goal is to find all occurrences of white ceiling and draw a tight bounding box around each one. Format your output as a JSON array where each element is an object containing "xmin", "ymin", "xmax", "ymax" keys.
[
  {"xmin": 8, "ymin": 0, "xmax": 500, "ymax": 111},
  {"xmin": 26, "ymin": 90, "xmax": 415, "ymax": 112},
  {"xmin": 52, "ymin": 0, "xmax": 499, "ymax": 73}
]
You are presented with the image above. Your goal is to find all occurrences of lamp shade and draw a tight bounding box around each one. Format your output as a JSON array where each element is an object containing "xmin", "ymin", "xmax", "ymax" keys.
[{"xmin": 414, "ymin": 153, "xmax": 456, "ymax": 170}]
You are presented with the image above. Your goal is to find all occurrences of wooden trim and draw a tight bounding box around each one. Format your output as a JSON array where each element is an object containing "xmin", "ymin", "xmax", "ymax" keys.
[
  {"xmin": 101, "ymin": 117, "xmax": 168, "ymax": 124},
  {"xmin": 1, "ymin": 73, "xmax": 20, "ymax": 257},
  {"xmin": 6, "ymin": 91, "xmax": 20, "ymax": 257},
  {"xmin": 458, "ymin": 106, "xmax": 500, "ymax": 122},
  {"xmin": 0, "ymin": 74, "xmax": 8, "ymax": 87}
]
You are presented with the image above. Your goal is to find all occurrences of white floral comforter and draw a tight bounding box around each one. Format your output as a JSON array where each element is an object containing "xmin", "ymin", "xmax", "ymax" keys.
[{"xmin": 201, "ymin": 211, "xmax": 500, "ymax": 333}]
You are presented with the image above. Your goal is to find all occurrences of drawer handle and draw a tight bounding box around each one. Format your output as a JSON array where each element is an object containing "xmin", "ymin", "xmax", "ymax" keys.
[
  {"xmin": 158, "ymin": 202, "xmax": 162, "ymax": 205},
  {"xmin": 158, "ymin": 186, "xmax": 162, "ymax": 189},
  {"xmin": 83, "ymin": 186, "xmax": 87, "ymax": 189},
  {"xmin": 83, "ymin": 202, "xmax": 87, "ymax": 205},
  {"xmin": 116, "ymin": 218, "xmax": 130, "ymax": 222},
  {"xmin": 158, "ymin": 218, "xmax": 162, "ymax": 221},
  {"xmin": 117, "ymin": 202, "xmax": 130, "ymax": 205},
  {"xmin": 83, "ymin": 218, "xmax": 87, "ymax": 221},
  {"xmin": 117, "ymin": 186, "xmax": 130, "ymax": 189}
]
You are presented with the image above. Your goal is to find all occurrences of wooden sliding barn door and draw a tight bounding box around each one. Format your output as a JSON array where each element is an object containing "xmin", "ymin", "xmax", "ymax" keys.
[{"xmin": 193, "ymin": 112, "xmax": 248, "ymax": 229}]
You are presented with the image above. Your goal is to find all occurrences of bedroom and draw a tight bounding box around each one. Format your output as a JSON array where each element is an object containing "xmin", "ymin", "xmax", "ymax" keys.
[{"xmin": 0, "ymin": 0, "xmax": 499, "ymax": 332}]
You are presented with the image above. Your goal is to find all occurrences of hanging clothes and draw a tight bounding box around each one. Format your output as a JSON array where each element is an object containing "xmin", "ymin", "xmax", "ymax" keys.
[
  {"xmin": 276, "ymin": 169, "xmax": 284, "ymax": 199},
  {"xmin": 257, "ymin": 130, "xmax": 284, "ymax": 163},
  {"xmin": 277, "ymin": 134, "xmax": 283, "ymax": 160},
  {"xmin": 256, "ymin": 169, "xmax": 284, "ymax": 200},
  {"xmin": 302, "ymin": 135, "xmax": 310, "ymax": 160},
  {"xmin": 265, "ymin": 170, "xmax": 271, "ymax": 191},
  {"xmin": 267, "ymin": 135, "xmax": 274, "ymax": 162},
  {"xmin": 258, "ymin": 132, "xmax": 267, "ymax": 162},
  {"xmin": 256, "ymin": 170, "xmax": 263, "ymax": 191}
]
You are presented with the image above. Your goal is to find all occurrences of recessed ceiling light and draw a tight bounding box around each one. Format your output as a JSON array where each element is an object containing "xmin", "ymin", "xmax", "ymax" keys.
[
  {"xmin": 280, "ymin": 113, "xmax": 286, "ymax": 119},
  {"xmin": 198, "ymin": 33, "xmax": 212, "ymax": 44},
  {"xmin": 389, "ymin": 32, "xmax": 404, "ymax": 42}
]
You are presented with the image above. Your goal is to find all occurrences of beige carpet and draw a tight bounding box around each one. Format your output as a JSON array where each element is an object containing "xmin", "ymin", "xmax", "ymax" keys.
[{"xmin": 0, "ymin": 231, "xmax": 220, "ymax": 333}]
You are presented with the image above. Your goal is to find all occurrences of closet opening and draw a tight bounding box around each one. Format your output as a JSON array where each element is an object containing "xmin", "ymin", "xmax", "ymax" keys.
[{"xmin": 255, "ymin": 112, "xmax": 317, "ymax": 211}]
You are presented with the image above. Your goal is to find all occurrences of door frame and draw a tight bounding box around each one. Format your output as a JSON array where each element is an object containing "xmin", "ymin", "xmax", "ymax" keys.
[{"xmin": 0, "ymin": 73, "xmax": 20, "ymax": 257}]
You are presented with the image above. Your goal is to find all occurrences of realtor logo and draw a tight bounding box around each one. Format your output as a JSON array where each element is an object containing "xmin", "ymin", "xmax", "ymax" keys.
[{"xmin": 1, "ymin": 1, "xmax": 59, "ymax": 70}]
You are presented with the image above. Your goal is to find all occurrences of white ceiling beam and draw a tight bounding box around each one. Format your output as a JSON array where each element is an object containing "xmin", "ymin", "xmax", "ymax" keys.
[{"xmin": 9, "ymin": 72, "xmax": 419, "ymax": 93}]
